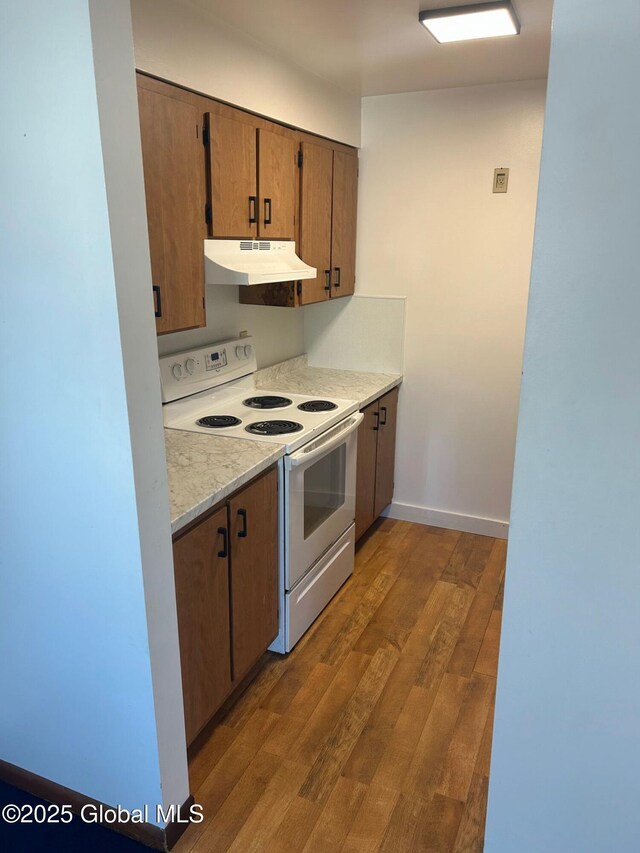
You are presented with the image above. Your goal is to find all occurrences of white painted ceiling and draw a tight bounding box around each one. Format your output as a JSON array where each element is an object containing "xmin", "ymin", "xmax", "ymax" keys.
[{"xmin": 184, "ymin": 0, "xmax": 553, "ymax": 96}]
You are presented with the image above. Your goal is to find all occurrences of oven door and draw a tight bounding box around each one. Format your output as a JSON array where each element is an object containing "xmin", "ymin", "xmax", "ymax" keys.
[{"xmin": 284, "ymin": 412, "xmax": 363, "ymax": 590}]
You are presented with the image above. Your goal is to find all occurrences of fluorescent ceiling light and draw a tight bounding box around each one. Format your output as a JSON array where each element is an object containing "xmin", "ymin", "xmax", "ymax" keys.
[{"xmin": 419, "ymin": 2, "xmax": 521, "ymax": 43}]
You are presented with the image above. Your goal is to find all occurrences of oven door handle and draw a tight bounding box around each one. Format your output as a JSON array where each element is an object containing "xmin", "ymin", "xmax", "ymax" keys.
[{"xmin": 287, "ymin": 412, "xmax": 364, "ymax": 469}]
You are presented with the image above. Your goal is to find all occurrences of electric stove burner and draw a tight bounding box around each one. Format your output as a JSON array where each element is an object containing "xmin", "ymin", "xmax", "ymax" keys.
[
  {"xmin": 196, "ymin": 415, "xmax": 242, "ymax": 429},
  {"xmin": 243, "ymin": 395, "xmax": 293, "ymax": 410},
  {"xmin": 245, "ymin": 420, "xmax": 304, "ymax": 436},
  {"xmin": 297, "ymin": 400, "xmax": 338, "ymax": 413}
]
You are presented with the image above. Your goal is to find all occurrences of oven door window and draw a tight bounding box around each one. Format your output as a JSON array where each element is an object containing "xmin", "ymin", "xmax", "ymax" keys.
[{"xmin": 303, "ymin": 443, "xmax": 347, "ymax": 538}]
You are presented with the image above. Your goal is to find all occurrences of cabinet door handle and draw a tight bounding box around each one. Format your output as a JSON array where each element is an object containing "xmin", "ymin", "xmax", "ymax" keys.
[
  {"xmin": 249, "ymin": 196, "xmax": 257, "ymax": 224},
  {"xmin": 152, "ymin": 285, "xmax": 162, "ymax": 318},
  {"xmin": 237, "ymin": 508, "xmax": 248, "ymax": 538},
  {"xmin": 217, "ymin": 526, "xmax": 228, "ymax": 558},
  {"xmin": 264, "ymin": 198, "xmax": 272, "ymax": 225},
  {"xmin": 324, "ymin": 270, "xmax": 331, "ymax": 292},
  {"xmin": 373, "ymin": 410, "xmax": 380, "ymax": 432},
  {"xmin": 380, "ymin": 406, "xmax": 387, "ymax": 427},
  {"xmin": 333, "ymin": 266, "xmax": 341, "ymax": 288}
]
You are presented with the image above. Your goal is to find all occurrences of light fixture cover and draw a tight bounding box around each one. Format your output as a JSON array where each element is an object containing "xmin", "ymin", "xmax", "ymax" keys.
[{"xmin": 419, "ymin": 1, "xmax": 521, "ymax": 43}]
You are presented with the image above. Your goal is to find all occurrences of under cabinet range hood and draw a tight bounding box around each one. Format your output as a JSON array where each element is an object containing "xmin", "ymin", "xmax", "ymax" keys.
[{"xmin": 204, "ymin": 239, "xmax": 316, "ymax": 286}]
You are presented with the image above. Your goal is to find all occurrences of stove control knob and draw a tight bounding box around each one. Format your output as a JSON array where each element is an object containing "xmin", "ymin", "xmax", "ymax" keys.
[
  {"xmin": 243, "ymin": 344, "xmax": 253, "ymax": 359},
  {"xmin": 235, "ymin": 345, "xmax": 245, "ymax": 359},
  {"xmin": 171, "ymin": 363, "xmax": 182, "ymax": 380},
  {"xmin": 185, "ymin": 357, "xmax": 196, "ymax": 375}
]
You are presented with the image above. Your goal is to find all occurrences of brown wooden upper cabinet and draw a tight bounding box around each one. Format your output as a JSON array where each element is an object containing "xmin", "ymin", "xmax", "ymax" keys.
[
  {"xmin": 355, "ymin": 387, "xmax": 399, "ymax": 540},
  {"xmin": 298, "ymin": 142, "xmax": 358, "ymax": 305},
  {"xmin": 208, "ymin": 113, "xmax": 297, "ymax": 241},
  {"xmin": 136, "ymin": 74, "xmax": 359, "ymax": 322},
  {"xmin": 258, "ymin": 128, "xmax": 298, "ymax": 240},
  {"xmin": 331, "ymin": 150, "xmax": 358, "ymax": 299},
  {"xmin": 137, "ymin": 82, "xmax": 207, "ymax": 335},
  {"xmin": 208, "ymin": 112, "xmax": 257, "ymax": 239}
]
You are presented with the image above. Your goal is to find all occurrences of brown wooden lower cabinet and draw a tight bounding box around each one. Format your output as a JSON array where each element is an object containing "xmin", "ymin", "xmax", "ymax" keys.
[
  {"xmin": 173, "ymin": 506, "xmax": 232, "ymax": 745},
  {"xmin": 355, "ymin": 387, "xmax": 399, "ymax": 541},
  {"xmin": 229, "ymin": 467, "xmax": 279, "ymax": 681},
  {"xmin": 355, "ymin": 400, "xmax": 379, "ymax": 540},
  {"xmin": 172, "ymin": 466, "xmax": 278, "ymax": 745},
  {"xmin": 374, "ymin": 388, "xmax": 399, "ymax": 518}
]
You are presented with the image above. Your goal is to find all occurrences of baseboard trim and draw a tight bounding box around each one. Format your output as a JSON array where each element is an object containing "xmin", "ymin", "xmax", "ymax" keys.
[
  {"xmin": 384, "ymin": 501, "xmax": 509, "ymax": 539},
  {"xmin": 0, "ymin": 758, "xmax": 193, "ymax": 851}
]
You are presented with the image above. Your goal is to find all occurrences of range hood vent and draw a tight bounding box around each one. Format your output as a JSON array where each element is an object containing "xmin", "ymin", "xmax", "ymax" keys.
[{"xmin": 205, "ymin": 239, "xmax": 316, "ymax": 286}]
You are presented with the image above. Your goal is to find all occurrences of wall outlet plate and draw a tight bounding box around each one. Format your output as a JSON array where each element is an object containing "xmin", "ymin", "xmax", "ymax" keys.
[{"xmin": 493, "ymin": 167, "xmax": 509, "ymax": 193}]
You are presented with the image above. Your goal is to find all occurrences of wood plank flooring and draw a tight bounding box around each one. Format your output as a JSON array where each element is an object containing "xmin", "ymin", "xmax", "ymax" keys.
[{"xmin": 175, "ymin": 519, "xmax": 506, "ymax": 853}]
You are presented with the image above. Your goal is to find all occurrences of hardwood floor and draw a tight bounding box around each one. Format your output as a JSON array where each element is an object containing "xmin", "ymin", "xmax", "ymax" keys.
[{"xmin": 175, "ymin": 519, "xmax": 506, "ymax": 853}]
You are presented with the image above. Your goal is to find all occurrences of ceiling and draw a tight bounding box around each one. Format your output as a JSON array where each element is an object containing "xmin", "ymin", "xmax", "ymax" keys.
[{"xmin": 184, "ymin": 0, "xmax": 553, "ymax": 96}]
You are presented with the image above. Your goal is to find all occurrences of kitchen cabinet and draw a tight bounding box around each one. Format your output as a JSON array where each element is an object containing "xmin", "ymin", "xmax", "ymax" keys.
[
  {"xmin": 258, "ymin": 128, "xmax": 298, "ymax": 240},
  {"xmin": 208, "ymin": 112, "xmax": 257, "ymax": 239},
  {"xmin": 330, "ymin": 150, "xmax": 358, "ymax": 299},
  {"xmin": 136, "ymin": 73, "xmax": 358, "ymax": 320},
  {"xmin": 207, "ymin": 113, "xmax": 297, "ymax": 240},
  {"xmin": 173, "ymin": 506, "xmax": 232, "ymax": 745},
  {"xmin": 298, "ymin": 142, "xmax": 359, "ymax": 305},
  {"xmin": 137, "ymin": 82, "xmax": 207, "ymax": 335},
  {"xmin": 355, "ymin": 387, "xmax": 399, "ymax": 540},
  {"xmin": 172, "ymin": 467, "xmax": 279, "ymax": 745},
  {"xmin": 374, "ymin": 388, "xmax": 399, "ymax": 518},
  {"xmin": 299, "ymin": 141, "xmax": 334, "ymax": 304},
  {"xmin": 229, "ymin": 467, "xmax": 279, "ymax": 680}
]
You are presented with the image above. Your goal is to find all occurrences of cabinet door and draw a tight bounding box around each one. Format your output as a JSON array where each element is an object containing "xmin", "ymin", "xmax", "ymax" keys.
[
  {"xmin": 374, "ymin": 388, "xmax": 399, "ymax": 518},
  {"xmin": 208, "ymin": 112, "xmax": 257, "ymax": 238},
  {"xmin": 355, "ymin": 400, "xmax": 379, "ymax": 540},
  {"xmin": 137, "ymin": 85, "xmax": 206, "ymax": 335},
  {"xmin": 173, "ymin": 507, "xmax": 232, "ymax": 745},
  {"xmin": 331, "ymin": 151, "xmax": 358, "ymax": 298},
  {"xmin": 299, "ymin": 142, "xmax": 334, "ymax": 305},
  {"xmin": 258, "ymin": 128, "xmax": 297, "ymax": 240},
  {"xmin": 229, "ymin": 468, "xmax": 279, "ymax": 681}
]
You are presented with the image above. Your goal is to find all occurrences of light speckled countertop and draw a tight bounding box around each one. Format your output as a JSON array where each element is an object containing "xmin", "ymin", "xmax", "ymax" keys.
[
  {"xmin": 165, "ymin": 357, "xmax": 402, "ymax": 535},
  {"xmin": 165, "ymin": 431, "xmax": 284, "ymax": 535},
  {"xmin": 255, "ymin": 359, "xmax": 402, "ymax": 410}
]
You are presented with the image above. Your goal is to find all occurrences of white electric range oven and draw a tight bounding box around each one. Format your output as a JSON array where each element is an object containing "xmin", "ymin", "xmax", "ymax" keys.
[{"xmin": 160, "ymin": 336, "xmax": 361, "ymax": 652}]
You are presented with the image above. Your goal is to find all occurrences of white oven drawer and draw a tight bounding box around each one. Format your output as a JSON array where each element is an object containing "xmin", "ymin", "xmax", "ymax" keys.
[{"xmin": 284, "ymin": 523, "xmax": 355, "ymax": 652}]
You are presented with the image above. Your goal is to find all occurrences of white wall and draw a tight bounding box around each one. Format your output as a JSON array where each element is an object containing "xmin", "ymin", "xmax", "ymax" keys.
[
  {"xmin": 486, "ymin": 2, "xmax": 640, "ymax": 849},
  {"xmin": 131, "ymin": 0, "xmax": 361, "ymax": 364},
  {"xmin": 130, "ymin": 0, "xmax": 361, "ymax": 146},
  {"xmin": 357, "ymin": 81, "xmax": 546, "ymax": 536},
  {"xmin": 0, "ymin": 0, "xmax": 185, "ymax": 822}
]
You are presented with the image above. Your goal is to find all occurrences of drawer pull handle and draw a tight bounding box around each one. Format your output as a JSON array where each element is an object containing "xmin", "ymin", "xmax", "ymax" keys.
[
  {"xmin": 152, "ymin": 285, "xmax": 162, "ymax": 318},
  {"xmin": 217, "ymin": 526, "xmax": 228, "ymax": 558}
]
